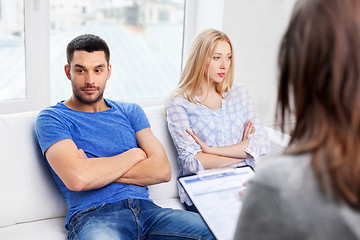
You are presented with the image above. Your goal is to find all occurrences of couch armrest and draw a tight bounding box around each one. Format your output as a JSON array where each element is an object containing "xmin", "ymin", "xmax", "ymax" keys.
[{"xmin": 265, "ymin": 126, "xmax": 290, "ymax": 156}]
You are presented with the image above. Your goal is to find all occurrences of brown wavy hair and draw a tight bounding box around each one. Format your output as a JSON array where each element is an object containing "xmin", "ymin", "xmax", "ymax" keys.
[
  {"xmin": 176, "ymin": 29, "xmax": 234, "ymax": 103},
  {"xmin": 277, "ymin": 0, "xmax": 360, "ymax": 208}
]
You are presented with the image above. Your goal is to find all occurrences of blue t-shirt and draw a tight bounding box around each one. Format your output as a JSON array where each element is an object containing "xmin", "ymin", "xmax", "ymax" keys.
[{"xmin": 35, "ymin": 99, "xmax": 151, "ymax": 229}]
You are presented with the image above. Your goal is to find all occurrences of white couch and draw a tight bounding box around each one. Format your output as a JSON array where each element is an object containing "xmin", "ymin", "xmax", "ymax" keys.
[{"xmin": 0, "ymin": 105, "xmax": 289, "ymax": 239}]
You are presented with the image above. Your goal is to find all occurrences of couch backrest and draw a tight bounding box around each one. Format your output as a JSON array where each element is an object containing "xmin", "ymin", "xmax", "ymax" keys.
[
  {"xmin": 0, "ymin": 105, "xmax": 179, "ymax": 228},
  {"xmin": 145, "ymin": 106, "xmax": 179, "ymax": 200},
  {"xmin": 0, "ymin": 111, "xmax": 68, "ymax": 228}
]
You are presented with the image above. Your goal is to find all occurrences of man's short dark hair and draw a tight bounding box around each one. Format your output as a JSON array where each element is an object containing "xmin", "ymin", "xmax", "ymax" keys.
[{"xmin": 66, "ymin": 34, "xmax": 110, "ymax": 65}]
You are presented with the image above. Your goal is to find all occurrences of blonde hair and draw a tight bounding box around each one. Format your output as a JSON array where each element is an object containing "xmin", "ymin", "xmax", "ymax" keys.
[{"xmin": 176, "ymin": 29, "xmax": 234, "ymax": 103}]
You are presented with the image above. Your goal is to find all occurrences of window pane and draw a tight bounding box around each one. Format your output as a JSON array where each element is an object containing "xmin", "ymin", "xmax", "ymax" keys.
[
  {"xmin": 0, "ymin": 0, "xmax": 26, "ymax": 102},
  {"xmin": 50, "ymin": 0, "xmax": 185, "ymax": 104}
]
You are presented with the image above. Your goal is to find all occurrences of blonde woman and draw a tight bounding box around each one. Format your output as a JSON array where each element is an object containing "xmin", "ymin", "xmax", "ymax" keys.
[{"xmin": 166, "ymin": 29, "xmax": 270, "ymax": 211}]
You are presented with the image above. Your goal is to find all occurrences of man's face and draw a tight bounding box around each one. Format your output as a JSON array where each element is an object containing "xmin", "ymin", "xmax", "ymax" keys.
[{"xmin": 65, "ymin": 50, "xmax": 111, "ymax": 105}]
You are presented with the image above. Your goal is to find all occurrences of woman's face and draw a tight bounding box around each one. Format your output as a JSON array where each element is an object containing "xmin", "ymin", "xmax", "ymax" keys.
[{"xmin": 205, "ymin": 40, "xmax": 232, "ymax": 84}]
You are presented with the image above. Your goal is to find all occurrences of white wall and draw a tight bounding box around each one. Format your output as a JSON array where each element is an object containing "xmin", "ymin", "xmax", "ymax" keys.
[
  {"xmin": 223, "ymin": 0, "xmax": 296, "ymax": 126},
  {"xmin": 182, "ymin": 0, "xmax": 224, "ymax": 63}
]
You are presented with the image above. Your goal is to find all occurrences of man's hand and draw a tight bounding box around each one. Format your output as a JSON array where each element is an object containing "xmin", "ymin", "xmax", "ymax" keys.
[
  {"xmin": 78, "ymin": 148, "xmax": 147, "ymax": 161},
  {"xmin": 78, "ymin": 149, "xmax": 87, "ymax": 159},
  {"xmin": 114, "ymin": 128, "xmax": 171, "ymax": 186},
  {"xmin": 45, "ymin": 139, "xmax": 147, "ymax": 192}
]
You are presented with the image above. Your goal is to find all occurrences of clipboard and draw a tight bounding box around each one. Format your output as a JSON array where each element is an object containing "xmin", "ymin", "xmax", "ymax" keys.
[{"xmin": 178, "ymin": 166, "xmax": 254, "ymax": 240}]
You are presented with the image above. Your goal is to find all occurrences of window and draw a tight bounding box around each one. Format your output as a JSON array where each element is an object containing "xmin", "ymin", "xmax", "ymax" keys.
[
  {"xmin": 49, "ymin": 0, "xmax": 185, "ymax": 105},
  {"xmin": 0, "ymin": 0, "xmax": 50, "ymax": 113},
  {"xmin": 0, "ymin": 0, "xmax": 222, "ymax": 114},
  {"xmin": 0, "ymin": 0, "xmax": 26, "ymax": 102}
]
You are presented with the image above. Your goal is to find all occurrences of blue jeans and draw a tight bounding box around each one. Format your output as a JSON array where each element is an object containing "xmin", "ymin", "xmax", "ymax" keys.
[{"xmin": 67, "ymin": 198, "xmax": 215, "ymax": 240}]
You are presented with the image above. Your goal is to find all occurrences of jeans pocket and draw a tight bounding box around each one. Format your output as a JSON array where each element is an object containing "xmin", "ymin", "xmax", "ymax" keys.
[{"xmin": 69, "ymin": 203, "xmax": 107, "ymax": 228}]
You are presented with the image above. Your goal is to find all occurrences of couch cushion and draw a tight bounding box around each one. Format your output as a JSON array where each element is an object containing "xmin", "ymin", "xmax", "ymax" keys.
[
  {"xmin": 0, "ymin": 198, "xmax": 184, "ymax": 240},
  {"xmin": 0, "ymin": 217, "xmax": 67, "ymax": 240},
  {"xmin": 144, "ymin": 106, "xmax": 180, "ymax": 200},
  {"xmin": 0, "ymin": 111, "xmax": 67, "ymax": 228},
  {"xmin": 0, "ymin": 107, "xmax": 182, "ymax": 229},
  {"xmin": 153, "ymin": 198, "xmax": 185, "ymax": 210}
]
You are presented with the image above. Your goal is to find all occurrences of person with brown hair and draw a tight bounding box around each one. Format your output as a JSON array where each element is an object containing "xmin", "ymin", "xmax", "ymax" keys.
[
  {"xmin": 166, "ymin": 29, "xmax": 270, "ymax": 211},
  {"xmin": 235, "ymin": 0, "xmax": 360, "ymax": 239}
]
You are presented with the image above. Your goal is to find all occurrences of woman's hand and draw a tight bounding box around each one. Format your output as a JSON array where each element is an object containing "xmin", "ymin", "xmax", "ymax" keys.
[
  {"xmin": 242, "ymin": 121, "xmax": 255, "ymax": 141},
  {"xmin": 238, "ymin": 180, "xmax": 249, "ymax": 200},
  {"xmin": 186, "ymin": 124, "xmax": 254, "ymax": 160},
  {"xmin": 186, "ymin": 129, "xmax": 212, "ymax": 154}
]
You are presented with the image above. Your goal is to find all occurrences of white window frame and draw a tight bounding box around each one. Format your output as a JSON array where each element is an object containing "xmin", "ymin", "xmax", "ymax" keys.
[
  {"xmin": 0, "ymin": 0, "xmax": 50, "ymax": 114},
  {"xmin": 139, "ymin": 0, "xmax": 224, "ymax": 108},
  {"xmin": 182, "ymin": 0, "xmax": 224, "ymax": 64},
  {"xmin": 0, "ymin": 0, "xmax": 224, "ymax": 113}
]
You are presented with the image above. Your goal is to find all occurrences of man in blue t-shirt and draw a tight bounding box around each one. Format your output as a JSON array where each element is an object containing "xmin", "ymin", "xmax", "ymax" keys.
[{"xmin": 35, "ymin": 34, "xmax": 214, "ymax": 240}]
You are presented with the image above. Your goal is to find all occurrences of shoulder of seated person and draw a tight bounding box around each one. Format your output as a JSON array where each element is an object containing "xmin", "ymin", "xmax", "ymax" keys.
[{"xmin": 253, "ymin": 153, "xmax": 312, "ymax": 187}]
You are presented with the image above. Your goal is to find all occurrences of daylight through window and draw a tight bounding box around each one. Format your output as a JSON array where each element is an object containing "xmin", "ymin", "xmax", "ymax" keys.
[
  {"xmin": 0, "ymin": 0, "xmax": 26, "ymax": 102},
  {"xmin": 50, "ymin": 0, "xmax": 185, "ymax": 104}
]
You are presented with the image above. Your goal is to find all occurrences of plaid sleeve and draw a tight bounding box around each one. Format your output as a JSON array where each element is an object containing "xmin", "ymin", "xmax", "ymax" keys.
[
  {"xmin": 239, "ymin": 86, "xmax": 270, "ymax": 159},
  {"xmin": 166, "ymin": 97, "xmax": 205, "ymax": 175}
]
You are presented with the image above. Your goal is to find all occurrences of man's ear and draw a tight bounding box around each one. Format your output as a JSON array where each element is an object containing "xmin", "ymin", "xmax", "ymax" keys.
[
  {"xmin": 64, "ymin": 64, "xmax": 71, "ymax": 80},
  {"xmin": 106, "ymin": 64, "xmax": 112, "ymax": 80}
]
